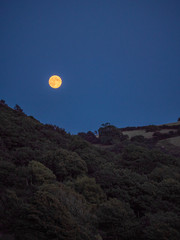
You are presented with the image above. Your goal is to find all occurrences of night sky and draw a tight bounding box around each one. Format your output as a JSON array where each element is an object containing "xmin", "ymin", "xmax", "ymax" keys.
[{"xmin": 0, "ymin": 0, "xmax": 180, "ymax": 134}]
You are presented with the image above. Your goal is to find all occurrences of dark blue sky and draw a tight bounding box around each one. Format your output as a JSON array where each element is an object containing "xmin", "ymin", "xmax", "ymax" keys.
[{"xmin": 1, "ymin": 0, "xmax": 180, "ymax": 133}]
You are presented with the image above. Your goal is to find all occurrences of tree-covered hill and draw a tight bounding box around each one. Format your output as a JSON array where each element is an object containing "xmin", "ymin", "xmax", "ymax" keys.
[{"xmin": 0, "ymin": 101, "xmax": 180, "ymax": 240}]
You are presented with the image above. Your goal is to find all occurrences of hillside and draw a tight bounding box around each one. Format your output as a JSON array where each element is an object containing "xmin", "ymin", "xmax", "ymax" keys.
[
  {"xmin": 122, "ymin": 122, "xmax": 180, "ymax": 142},
  {"xmin": 0, "ymin": 101, "xmax": 180, "ymax": 240}
]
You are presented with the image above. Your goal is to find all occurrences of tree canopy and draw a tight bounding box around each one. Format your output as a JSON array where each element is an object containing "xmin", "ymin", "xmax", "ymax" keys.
[{"xmin": 0, "ymin": 103, "xmax": 180, "ymax": 239}]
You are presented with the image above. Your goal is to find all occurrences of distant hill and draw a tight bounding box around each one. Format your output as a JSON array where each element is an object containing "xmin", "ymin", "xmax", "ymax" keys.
[
  {"xmin": 122, "ymin": 121, "xmax": 180, "ymax": 139},
  {"xmin": 79, "ymin": 121, "xmax": 180, "ymax": 157},
  {"xmin": 121, "ymin": 122, "xmax": 180, "ymax": 147},
  {"xmin": 0, "ymin": 100, "xmax": 180, "ymax": 240}
]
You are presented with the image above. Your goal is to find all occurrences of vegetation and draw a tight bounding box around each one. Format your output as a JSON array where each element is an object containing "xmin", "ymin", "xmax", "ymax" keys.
[{"xmin": 0, "ymin": 101, "xmax": 180, "ymax": 239}]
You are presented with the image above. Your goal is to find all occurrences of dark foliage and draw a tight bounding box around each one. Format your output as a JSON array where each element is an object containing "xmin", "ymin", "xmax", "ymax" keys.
[
  {"xmin": 0, "ymin": 103, "xmax": 180, "ymax": 239},
  {"xmin": 98, "ymin": 125, "xmax": 128, "ymax": 145},
  {"xmin": 78, "ymin": 131, "xmax": 100, "ymax": 144},
  {"xmin": 14, "ymin": 104, "xmax": 24, "ymax": 113}
]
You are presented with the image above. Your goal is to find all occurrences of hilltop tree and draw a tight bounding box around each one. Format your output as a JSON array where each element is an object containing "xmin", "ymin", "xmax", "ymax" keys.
[
  {"xmin": 14, "ymin": 104, "xmax": 23, "ymax": 113},
  {"xmin": 0, "ymin": 99, "xmax": 7, "ymax": 106},
  {"xmin": 101, "ymin": 122, "xmax": 110, "ymax": 128},
  {"xmin": 78, "ymin": 131, "xmax": 99, "ymax": 144},
  {"xmin": 98, "ymin": 125, "xmax": 128, "ymax": 145}
]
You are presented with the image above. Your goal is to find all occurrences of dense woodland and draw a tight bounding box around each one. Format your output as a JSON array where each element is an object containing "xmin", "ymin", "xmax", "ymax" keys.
[{"xmin": 0, "ymin": 100, "xmax": 180, "ymax": 240}]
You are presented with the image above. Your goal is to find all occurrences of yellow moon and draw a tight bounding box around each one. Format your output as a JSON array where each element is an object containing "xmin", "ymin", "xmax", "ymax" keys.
[{"xmin": 49, "ymin": 75, "xmax": 62, "ymax": 89}]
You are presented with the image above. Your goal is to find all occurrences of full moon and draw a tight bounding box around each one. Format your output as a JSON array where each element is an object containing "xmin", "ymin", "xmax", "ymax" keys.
[{"xmin": 49, "ymin": 75, "xmax": 62, "ymax": 89}]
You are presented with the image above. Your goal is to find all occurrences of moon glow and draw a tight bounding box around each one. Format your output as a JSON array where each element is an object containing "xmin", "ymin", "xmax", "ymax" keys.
[{"xmin": 49, "ymin": 75, "xmax": 62, "ymax": 89}]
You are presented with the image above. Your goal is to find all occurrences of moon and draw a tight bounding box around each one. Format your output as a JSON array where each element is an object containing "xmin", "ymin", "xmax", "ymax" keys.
[{"xmin": 49, "ymin": 75, "xmax": 62, "ymax": 89}]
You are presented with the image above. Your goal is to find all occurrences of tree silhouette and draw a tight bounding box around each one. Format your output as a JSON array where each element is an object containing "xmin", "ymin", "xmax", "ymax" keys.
[{"xmin": 14, "ymin": 104, "xmax": 23, "ymax": 113}]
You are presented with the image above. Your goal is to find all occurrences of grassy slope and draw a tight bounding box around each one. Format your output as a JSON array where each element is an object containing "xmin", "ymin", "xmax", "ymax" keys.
[
  {"xmin": 123, "ymin": 129, "xmax": 154, "ymax": 139},
  {"xmin": 122, "ymin": 122, "xmax": 180, "ymax": 143},
  {"xmin": 159, "ymin": 136, "xmax": 180, "ymax": 147}
]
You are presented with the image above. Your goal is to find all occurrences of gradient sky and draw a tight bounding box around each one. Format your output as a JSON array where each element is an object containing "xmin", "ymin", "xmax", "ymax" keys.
[{"xmin": 0, "ymin": 0, "xmax": 180, "ymax": 134}]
